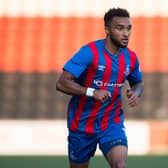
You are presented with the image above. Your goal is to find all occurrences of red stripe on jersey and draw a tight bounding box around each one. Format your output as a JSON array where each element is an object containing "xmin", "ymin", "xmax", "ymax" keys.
[
  {"xmin": 101, "ymin": 52, "xmax": 126, "ymax": 131},
  {"xmin": 128, "ymin": 48, "xmax": 137, "ymax": 72},
  {"xmin": 85, "ymin": 49, "xmax": 112, "ymax": 134},
  {"xmin": 70, "ymin": 42, "xmax": 99, "ymax": 132}
]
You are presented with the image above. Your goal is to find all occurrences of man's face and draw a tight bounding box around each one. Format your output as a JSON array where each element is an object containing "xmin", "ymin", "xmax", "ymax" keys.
[{"xmin": 107, "ymin": 16, "xmax": 132, "ymax": 48}]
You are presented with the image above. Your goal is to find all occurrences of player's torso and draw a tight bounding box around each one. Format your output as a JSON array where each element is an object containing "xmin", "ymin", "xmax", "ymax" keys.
[{"xmin": 68, "ymin": 40, "xmax": 135, "ymax": 133}]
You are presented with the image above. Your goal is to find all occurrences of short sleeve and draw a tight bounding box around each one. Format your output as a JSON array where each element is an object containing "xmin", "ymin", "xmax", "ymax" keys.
[
  {"xmin": 63, "ymin": 45, "xmax": 93, "ymax": 78},
  {"xmin": 127, "ymin": 57, "xmax": 143, "ymax": 85}
]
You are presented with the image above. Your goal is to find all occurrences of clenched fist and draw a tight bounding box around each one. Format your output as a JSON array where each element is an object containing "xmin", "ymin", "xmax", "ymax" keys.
[{"xmin": 93, "ymin": 89, "xmax": 111, "ymax": 103}]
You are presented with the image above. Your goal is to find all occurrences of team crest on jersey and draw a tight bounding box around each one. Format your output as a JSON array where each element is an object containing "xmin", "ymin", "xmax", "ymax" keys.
[
  {"xmin": 97, "ymin": 65, "xmax": 105, "ymax": 71},
  {"xmin": 125, "ymin": 64, "xmax": 130, "ymax": 76}
]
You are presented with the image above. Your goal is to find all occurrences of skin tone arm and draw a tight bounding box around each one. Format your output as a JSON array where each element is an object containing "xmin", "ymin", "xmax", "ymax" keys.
[
  {"xmin": 56, "ymin": 71, "xmax": 111, "ymax": 103},
  {"xmin": 126, "ymin": 81, "xmax": 144, "ymax": 107}
]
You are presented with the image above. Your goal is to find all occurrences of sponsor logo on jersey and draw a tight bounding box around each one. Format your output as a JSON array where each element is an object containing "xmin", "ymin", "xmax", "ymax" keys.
[{"xmin": 93, "ymin": 80, "xmax": 124, "ymax": 87}]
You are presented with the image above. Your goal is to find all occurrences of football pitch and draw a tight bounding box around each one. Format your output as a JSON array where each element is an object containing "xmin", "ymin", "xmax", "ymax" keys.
[{"xmin": 0, "ymin": 155, "xmax": 168, "ymax": 168}]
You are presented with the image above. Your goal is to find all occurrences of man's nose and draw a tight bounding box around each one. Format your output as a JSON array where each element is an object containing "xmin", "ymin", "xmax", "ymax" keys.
[{"xmin": 123, "ymin": 28, "xmax": 130, "ymax": 37}]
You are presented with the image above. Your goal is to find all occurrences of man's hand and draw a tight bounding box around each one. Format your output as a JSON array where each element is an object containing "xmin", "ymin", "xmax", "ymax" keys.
[
  {"xmin": 126, "ymin": 88, "xmax": 139, "ymax": 107},
  {"xmin": 93, "ymin": 90, "xmax": 111, "ymax": 103}
]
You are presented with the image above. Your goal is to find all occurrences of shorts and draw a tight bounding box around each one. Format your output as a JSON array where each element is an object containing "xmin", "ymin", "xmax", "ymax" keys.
[{"xmin": 68, "ymin": 123, "xmax": 128, "ymax": 163}]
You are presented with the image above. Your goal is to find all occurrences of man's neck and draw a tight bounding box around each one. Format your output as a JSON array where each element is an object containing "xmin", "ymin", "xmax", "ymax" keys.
[{"xmin": 104, "ymin": 38, "xmax": 120, "ymax": 56}]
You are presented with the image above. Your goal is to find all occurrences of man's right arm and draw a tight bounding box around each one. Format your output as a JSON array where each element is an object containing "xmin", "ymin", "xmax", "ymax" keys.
[
  {"xmin": 56, "ymin": 70, "xmax": 111, "ymax": 103},
  {"xmin": 56, "ymin": 70, "xmax": 87, "ymax": 96}
]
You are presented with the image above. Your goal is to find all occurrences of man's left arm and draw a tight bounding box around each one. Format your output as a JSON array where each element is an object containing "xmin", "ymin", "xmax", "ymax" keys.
[{"xmin": 126, "ymin": 81, "xmax": 144, "ymax": 107}]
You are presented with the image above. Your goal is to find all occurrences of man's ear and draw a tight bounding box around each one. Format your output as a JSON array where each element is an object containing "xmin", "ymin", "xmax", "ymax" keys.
[{"xmin": 105, "ymin": 26, "xmax": 110, "ymax": 35}]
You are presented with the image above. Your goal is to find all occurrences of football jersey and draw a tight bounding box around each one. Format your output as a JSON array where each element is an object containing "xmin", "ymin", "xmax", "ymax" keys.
[{"xmin": 63, "ymin": 39, "xmax": 142, "ymax": 134}]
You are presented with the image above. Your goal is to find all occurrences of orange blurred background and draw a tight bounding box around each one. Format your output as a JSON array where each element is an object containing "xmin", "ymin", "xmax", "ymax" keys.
[{"xmin": 0, "ymin": 17, "xmax": 168, "ymax": 72}]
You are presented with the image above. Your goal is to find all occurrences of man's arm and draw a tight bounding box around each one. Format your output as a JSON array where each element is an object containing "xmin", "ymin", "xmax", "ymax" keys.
[
  {"xmin": 126, "ymin": 81, "xmax": 144, "ymax": 107},
  {"xmin": 56, "ymin": 70, "xmax": 111, "ymax": 103},
  {"xmin": 56, "ymin": 71, "xmax": 87, "ymax": 96},
  {"xmin": 129, "ymin": 81, "xmax": 144, "ymax": 97}
]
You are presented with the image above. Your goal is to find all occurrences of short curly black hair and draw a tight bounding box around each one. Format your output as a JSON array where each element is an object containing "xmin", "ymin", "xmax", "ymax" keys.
[{"xmin": 104, "ymin": 8, "xmax": 130, "ymax": 27}]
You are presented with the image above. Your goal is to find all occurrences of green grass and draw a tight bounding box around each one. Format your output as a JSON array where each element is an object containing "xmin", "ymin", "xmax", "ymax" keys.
[{"xmin": 0, "ymin": 155, "xmax": 168, "ymax": 168}]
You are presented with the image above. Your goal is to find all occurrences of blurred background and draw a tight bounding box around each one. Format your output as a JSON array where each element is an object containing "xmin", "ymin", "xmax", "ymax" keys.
[{"xmin": 0, "ymin": 0, "xmax": 168, "ymax": 167}]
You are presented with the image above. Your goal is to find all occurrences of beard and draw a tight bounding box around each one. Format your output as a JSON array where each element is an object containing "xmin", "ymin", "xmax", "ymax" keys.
[{"xmin": 109, "ymin": 33, "xmax": 128, "ymax": 48}]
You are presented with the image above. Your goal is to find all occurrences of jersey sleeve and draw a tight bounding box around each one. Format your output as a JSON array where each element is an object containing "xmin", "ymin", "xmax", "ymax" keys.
[
  {"xmin": 127, "ymin": 57, "xmax": 143, "ymax": 85},
  {"xmin": 63, "ymin": 45, "xmax": 93, "ymax": 78}
]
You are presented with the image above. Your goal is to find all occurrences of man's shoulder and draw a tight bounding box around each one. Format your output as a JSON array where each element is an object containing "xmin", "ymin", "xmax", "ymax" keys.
[
  {"xmin": 80, "ymin": 39, "xmax": 104, "ymax": 53},
  {"xmin": 86, "ymin": 39, "xmax": 104, "ymax": 47},
  {"xmin": 127, "ymin": 47, "xmax": 137, "ymax": 56},
  {"xmin": 123, "ymin": 47, "xmax": 137, "ymax": 58}
]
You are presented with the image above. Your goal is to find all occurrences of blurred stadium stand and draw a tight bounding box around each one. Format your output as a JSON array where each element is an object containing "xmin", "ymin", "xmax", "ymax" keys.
[
  {"xmin": 0, "ymin": 72, "xmax": 69, "ymax": 119},
  {"xmin": 0, "ymin": 72, "xmax": 168, "ymax": 119}
]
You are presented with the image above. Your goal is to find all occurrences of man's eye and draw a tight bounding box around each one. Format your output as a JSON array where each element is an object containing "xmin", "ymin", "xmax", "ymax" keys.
[{"xmin": 117, "ymin": 27, "xmax": 123, "ymax": 31}]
